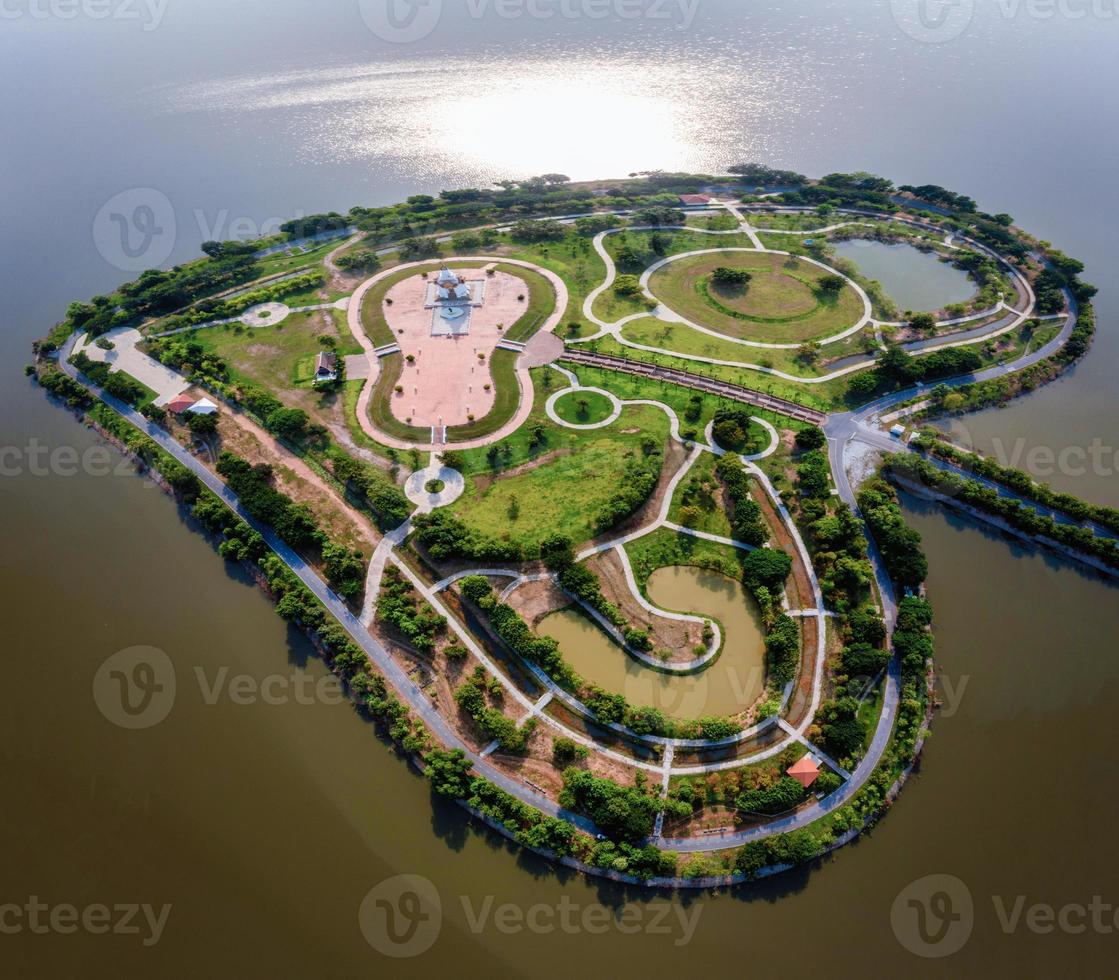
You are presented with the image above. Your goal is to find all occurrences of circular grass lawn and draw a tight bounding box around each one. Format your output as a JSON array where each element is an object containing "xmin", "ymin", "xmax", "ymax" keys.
[
  {"xmin": 552, "ymin": 389, "xmax": 616, "ymax": 426},
  {"xmin": 647, "ymin": 250, "xmax": 864, "ymax": 344}
]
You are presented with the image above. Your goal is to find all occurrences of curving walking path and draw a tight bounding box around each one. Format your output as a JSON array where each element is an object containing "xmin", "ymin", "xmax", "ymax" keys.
[{"xmin": 570, "ymin": 204, "xmax": 1039, "ymax": 385}]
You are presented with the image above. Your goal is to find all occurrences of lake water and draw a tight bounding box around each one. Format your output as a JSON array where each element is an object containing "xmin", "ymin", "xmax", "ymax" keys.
[
  {"xmin": 3, "ymin": 2, "xmax": 1118, "ymax": 976},
  {"xmin": 538, "ymin": 565, "xmax": 766, "ymax": 719},
  {"xmin": 832, "ymin": 239, "xmax": 976, "ymax": 312}
]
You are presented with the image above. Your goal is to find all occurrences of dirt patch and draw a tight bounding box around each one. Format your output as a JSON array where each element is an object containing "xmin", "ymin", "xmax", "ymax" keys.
[
  {"xmin": 785, "ymin": 615, "xmax": 819, "ymax": 729},
  {"xmin": 750, "ymin": 479, "xmax": 810, "ymax": 610},
  {"xmin": 214, "ymin": 411, "xmax": 379, "ymax": 556},
  {"xmin": 505, "ymin": 577, "xmax": 570, "ymax": 627},
  {"xmin": 586, "ymin": 549, "xmax": 704, "ymax": 658},
  {"xmin": 485, "ymin": 723, "xmax": 645, "ymax": 799}
]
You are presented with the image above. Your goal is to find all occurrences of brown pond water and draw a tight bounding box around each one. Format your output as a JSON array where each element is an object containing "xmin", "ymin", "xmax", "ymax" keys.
[{"xmin": 538, "ymin": 565, "xmax": 766, "ymax": 719}]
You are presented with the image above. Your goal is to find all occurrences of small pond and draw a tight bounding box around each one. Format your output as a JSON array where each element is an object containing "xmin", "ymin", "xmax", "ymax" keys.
[
  {"xmin": 537, "ymin": 565, "xmax": 767, "ymax": 719},
  {"xmin": 833, "ymin": 239, "xmax": 976, "ymax": 312}
]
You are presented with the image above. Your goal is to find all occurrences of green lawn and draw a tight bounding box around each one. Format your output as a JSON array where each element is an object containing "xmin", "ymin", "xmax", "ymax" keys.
[
  {"xmin": 254, "ymin": 238, "xmax": 343, "ymax": 279},
  {"xmin": 560, "ymin": 362, "xmax": 805, "ymax": 433},
  {"xmin": 451, "ymin": 402, "xmax": 670, "ymax": 548},
  {"xmin": 109, "ymin": 369, "xmax": 158, "ymax": 409},
  {"xmin": 624, "ymin": 526, "xmax": 744, "ymax": 590},
  {"xmin": 551, "ymin": 389, "xmax": 614, "ymax": 425},
  {"xmin": 667, "ymin": 451, "xmax": 734, "ymax": 539},
  {"xmin": 189, "ymin": 311, "xmax": 358, "ymax": 391},
  {"xmin": 617, "ymin": 316, "xmax": 875, "ymax": 380},
  {"xmin": 585, "ymin": 335, "xmax": 854, "ymax": 414},
  {"xmin": 647, "ymin": 251, "xmax": 865, "ymax": 344}
]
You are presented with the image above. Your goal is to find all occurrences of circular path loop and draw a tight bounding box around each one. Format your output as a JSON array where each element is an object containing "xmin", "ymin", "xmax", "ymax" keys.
[
  {"xmin": 544, "ymin": 386, "xmax": 623, "ymax": 430},
  {"xmin": 404, "ymin": 462, "xmax": 465, "ymax": 512}
]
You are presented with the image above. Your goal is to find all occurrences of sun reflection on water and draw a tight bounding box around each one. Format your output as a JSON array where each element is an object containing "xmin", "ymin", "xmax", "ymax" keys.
[{"xmin": 164, "ymin": 52, "xmax": 804, "ymax": 183}]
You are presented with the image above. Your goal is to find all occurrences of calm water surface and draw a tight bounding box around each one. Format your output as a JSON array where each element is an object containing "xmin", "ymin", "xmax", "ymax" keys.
[
  {"xmin": 833, "ymin": 239, "xmax": 976, "ymax": 312},
  {"xmin": 539, "ymin": 565, "xmax": 766, "ymax": 718},
  {"xmin": 2, "ymin": 2, "xmax": 1117, "ymax": 976}
]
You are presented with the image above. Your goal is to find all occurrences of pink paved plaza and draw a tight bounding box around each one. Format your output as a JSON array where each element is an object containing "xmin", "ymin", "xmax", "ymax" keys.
[{"xmin": 384, "ymin": 267, "xmax": 528, "ymax": 428}]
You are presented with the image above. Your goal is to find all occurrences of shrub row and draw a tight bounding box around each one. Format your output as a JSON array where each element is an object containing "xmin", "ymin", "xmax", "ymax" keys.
[
  {"xmin": 910, "ymin": 433, "xmax": 1119, "ymax": 535},
  {"xmin": 883, "ymin": 453, "xmax": 1119, "ymax": 569},
  {"xmin": 715, "ymin": 456, "xmax": 768, "ymax": 546},
  {"xmin": 376, "ymin": 565, "xmax": 446, "ymax": 652}
]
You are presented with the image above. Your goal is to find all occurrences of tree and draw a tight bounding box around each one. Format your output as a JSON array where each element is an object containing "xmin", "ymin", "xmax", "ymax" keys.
[
  {"xmin": 877, "ymin": 343, "xmax": 915, "ymax": 382},
  {"xmin": 186, "ymin": 412, "xmax": 218, "ymax": 436},
  {"xmin": 796, "ymin": 449, "xmax": 831, "ymax": 498},
  {"xmin": 615, "ymin": 245, "xmax": 647, "ymax": 268},
  {"xmin": 266, "ymin": 406, "xmax": 309, "ymax": 441},
  {"xmin": 678, "ymin": 505, "xmax": 703, "ymax": 529},
  {"xmin": 818, "ymin": 697, "xmax": 867, "ymax": 757},
  {"xmin": 711, "ymin": 266, "xmax": 751, "ymax": 287},
  {"xmin": 909, "ymin": 312, "xmax": 937, "ymax": 333},
  {"xmin": 817, "ymin": 274, "xmax": 846, "ymax": 294},
  {"xmin": 552, "ymin": 737, "xmax": 588, "ymax": 766},
  {"xmin": 399, "ymin": 237, "xmax": 441, "ymax": 261},
  {"xmin": 540, "ymin": 533, "xmax": 575, "ymax": 570},
  {"xmin": 439, "ymin": 449, "xmax": 465, "ymax": 471},
  {"xmin": 736, "ymin": 776, "xmax": 805, "ymax": 815},
  {"xmin": 335, "ymin": 250, "xmax": 381, "ymax": 273},
  {"xmin": 795, "ymin": 426, "xmax": 826, "ymax": 451},
  {"xmin": 710, "ymin": 406, "xmax": 755, "ymax": 452},
  {"xmin": 841, "ymin": 643, "xmax": 890, "ymax": 676},
  {"xmin": 560, "ymin": 769, "xmax": 660, "ymax": 843},
  {"xmin": 796, "ymin": 342, "xmax": 820, "ymax": 366},
  {"xmin": 321, "ymin": 540, "xmax": 366, "ymax": 598},
  {"xmin": 425, "ymin": 749, "xmax": 473, "ymax": 798},
  {"xmin": 740, "ymin": 548, "xmax": 793, "ymax": 592},
  {"xmin": 847, "ymin": 372, "xmax": 879, "ymax": 400},
  {"xmin": 613, "ymin": 274, "xmax": 642, "ymax": 296}
]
